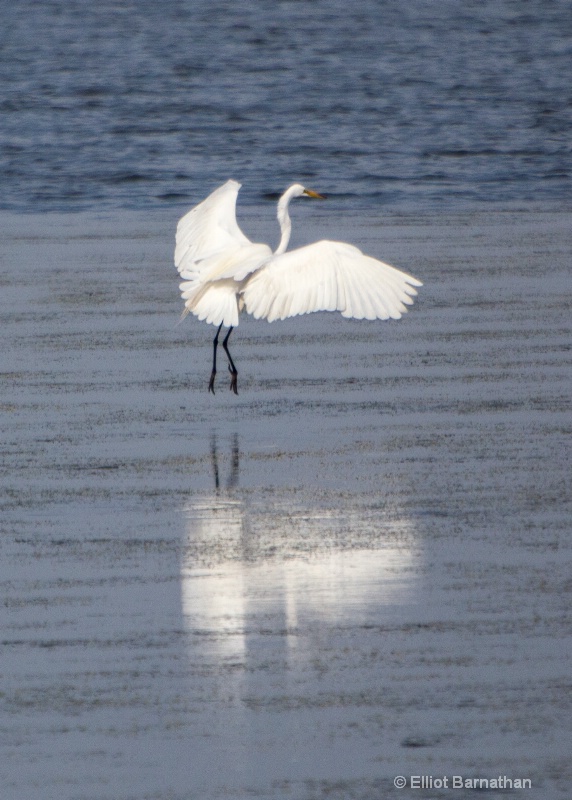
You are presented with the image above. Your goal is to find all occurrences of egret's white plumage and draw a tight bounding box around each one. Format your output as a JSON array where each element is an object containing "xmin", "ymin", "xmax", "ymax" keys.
[{"xmin": 174, "ymin": 180, "xmax": 422, "ymax": 393}]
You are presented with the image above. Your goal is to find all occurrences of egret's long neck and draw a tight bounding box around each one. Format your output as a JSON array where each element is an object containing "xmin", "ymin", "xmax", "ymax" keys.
[{"xmin": 275, "ymin": 188, "xmax": 296, "ymax": 255}]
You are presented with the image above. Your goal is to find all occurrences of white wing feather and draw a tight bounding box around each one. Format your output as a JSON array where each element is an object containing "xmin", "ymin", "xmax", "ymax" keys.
[
  {"xmin": 174, "ymin": 180, "xmax": 271, "ymax": 327},
  {"xmin": 241, "ymin": 240, "xmax": 422, "ymax": 323},
  {"xmin": 175, "ymin": 180, "xmax": 249, "ymax": 276}
]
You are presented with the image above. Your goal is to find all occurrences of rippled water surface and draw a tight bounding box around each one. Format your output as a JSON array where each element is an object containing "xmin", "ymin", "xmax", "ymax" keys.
[
  {"xmin": 1, "ymin": 1, "xmax": 571, "ymax": 797},
  {"xmin": 1, "ymin": 206, "xmax": 570, "ymax": 799},
  {"xmin": 1, "ymin": 0, "xmax": 571, "ymax": 211}
]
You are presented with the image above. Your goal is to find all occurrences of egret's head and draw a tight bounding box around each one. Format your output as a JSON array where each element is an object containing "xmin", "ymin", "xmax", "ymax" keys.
[
  {"xmin": 284, "ymin": 184, "xmax": 325, "ymax": 201},
  {"xmin": 302, "ymin": 187, "xmax": 325, "ymax": 199},
  {"xmin": 275, "ymin": 183, "xmax": 326, "ymax": 254}
]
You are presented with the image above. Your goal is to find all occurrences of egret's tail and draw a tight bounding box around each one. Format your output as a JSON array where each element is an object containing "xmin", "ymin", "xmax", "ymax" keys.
[{"xmin": 179, "ymin": 279, "xmax": 241, "ymax": 328}]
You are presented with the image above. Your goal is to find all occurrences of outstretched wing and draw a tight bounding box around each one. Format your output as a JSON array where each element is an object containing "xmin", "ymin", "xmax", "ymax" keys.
[
  {"xmin": 175, "ymin": 180, "xmax": 270, "ymax": 283},
  {"xmin": 241, "ymin": 240, "xmax": 422, "ymax": 323},
  {"xmin": 175, "ymin": 180, "xmax": 272, "ymax": 327}
]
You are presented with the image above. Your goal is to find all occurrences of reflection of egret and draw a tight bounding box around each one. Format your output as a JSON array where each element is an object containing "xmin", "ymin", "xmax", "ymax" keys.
[
  {"xmin": 181, "ymin": 435, "xmax": 420, "ymax": 662},
  {"xmin": 211, "ymin": 431, "xmax": 239, "ymax": 491},
  {"xmin": 175, "ymin": 180, "xmax": 423, "ymax": 394}
]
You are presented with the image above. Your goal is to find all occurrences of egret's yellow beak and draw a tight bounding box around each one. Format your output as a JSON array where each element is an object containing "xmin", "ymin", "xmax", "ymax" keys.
[{"xmin": 303, "ymin": 188, "xmax": 326, "ymax": 199}]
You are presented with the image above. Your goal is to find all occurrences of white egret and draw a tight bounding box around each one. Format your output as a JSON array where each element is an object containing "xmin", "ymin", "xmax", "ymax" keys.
[{"xmin": 175, "ymin": 180, "xmax": 422, "ymax": 394}]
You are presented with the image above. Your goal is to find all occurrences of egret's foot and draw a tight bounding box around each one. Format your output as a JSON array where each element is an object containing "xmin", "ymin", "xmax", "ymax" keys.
[
  {"xmin": 208, "ymin": 370, "xmax": 216, "ymax": 394},
  {"xmin": 228, "ymin": 366, "xmax": 238, "ymax": 395}
]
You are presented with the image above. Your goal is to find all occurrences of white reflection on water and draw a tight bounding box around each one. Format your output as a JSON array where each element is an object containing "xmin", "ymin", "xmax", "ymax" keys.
[{"xmin": 180, "ymin": 435, "xmax": 420, "ymax": 663}]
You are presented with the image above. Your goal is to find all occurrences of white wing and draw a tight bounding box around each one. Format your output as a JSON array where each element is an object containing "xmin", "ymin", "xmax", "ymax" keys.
[
  {"xmin": 175, "ymin": 180, "xmax": 272, "ymax": 327},
  {"xmin": 241, "ymin": 240, "xmax": 422, "ymax": 323},
  {"xmin": 175, "ymin": 180, "xmax": 248, "ymax": 276},
  {"xmin": 175, "ymin": 179, "xmax": 271, "ymax": 283}
]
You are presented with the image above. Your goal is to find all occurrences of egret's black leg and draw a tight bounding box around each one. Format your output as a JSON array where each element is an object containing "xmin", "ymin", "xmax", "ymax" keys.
[
  {"xmin": 208, "ymin": 322, "xmax": 223, "ymax": 394},
  {"xmin": 222, "ymin": 327, "xmax": 238, "ymax": 395}
]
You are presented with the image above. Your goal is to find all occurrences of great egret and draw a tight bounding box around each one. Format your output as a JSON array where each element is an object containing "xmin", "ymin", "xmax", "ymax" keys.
[{"xmin": 175, "ymin": 180, "xmax": 422, "ymax": 394}]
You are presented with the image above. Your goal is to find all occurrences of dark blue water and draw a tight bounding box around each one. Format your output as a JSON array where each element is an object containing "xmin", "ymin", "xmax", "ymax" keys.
[{"xmin": 1, "ymin": 0, "xmax": 571, "ymax": 212}]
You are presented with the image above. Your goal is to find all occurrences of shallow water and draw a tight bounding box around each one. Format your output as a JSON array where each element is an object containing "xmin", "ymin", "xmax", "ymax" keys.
[{"xmin": 1, "ymin": 207, "xmax": 570, "ymax": 799}]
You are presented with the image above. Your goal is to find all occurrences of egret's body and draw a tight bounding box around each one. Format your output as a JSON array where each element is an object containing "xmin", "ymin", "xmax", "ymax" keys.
[{"xmin": 175, "ymin": 180, "xmax": 422, "ymax": 394}]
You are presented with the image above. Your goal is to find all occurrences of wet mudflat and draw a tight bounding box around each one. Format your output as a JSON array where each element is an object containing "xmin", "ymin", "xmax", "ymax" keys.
[{"xmin": 1, "ymin": 207, "xmax": 571, "ymax": 800}]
